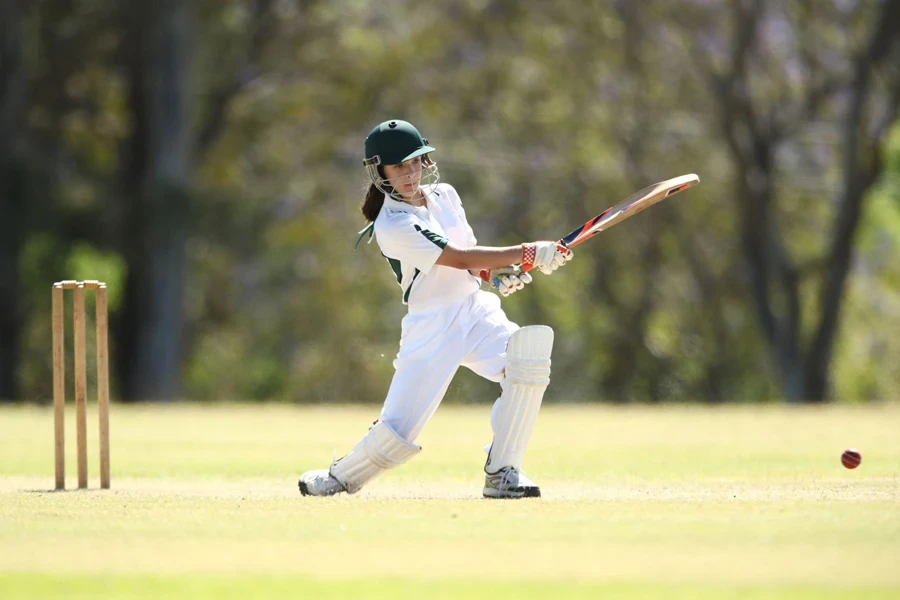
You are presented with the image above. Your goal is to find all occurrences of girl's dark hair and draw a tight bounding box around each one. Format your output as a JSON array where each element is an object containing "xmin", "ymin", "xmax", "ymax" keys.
[
  {"xmin": 361, "ymin": 163, "xmax": 391, "ymax": 222},
  {"xmin": 361, "ymin": 182, "xmax": 384, "ymax": 222}
]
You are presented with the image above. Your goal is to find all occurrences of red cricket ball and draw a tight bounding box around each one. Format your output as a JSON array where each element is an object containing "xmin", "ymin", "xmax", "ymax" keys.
[{"xmin": 841, "ymin": 448, "xmax": 862, "ymax": 469}]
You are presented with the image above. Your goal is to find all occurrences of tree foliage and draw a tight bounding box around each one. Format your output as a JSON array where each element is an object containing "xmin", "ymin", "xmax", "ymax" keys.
[{"xmin": 1, "ymin": 0, "xmax": 898, "ymax": 404}]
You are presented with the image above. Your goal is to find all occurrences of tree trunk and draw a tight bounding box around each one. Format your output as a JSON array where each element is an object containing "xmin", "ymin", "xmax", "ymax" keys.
[
  {"xmin": 803, "ymin": 0, "xmax": 900, "ymax": 402},
  {"xmin": 0, "ymin": 0, "xmax": 25, "ymax": 402},
  {"xmin": 117, "ymin": 0, "xmax": 193, "ymax": 401},
  {"xmin": 700, "ymin": 0, "xmax": 900, "ymax": 402}
]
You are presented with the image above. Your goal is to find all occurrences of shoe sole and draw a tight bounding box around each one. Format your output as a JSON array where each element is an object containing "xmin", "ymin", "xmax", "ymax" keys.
[
  {"xmin": 298, "ymin": 477, "xmax": 346, "ymax": 497},
  {"xmin": 482, "ymin": 487, "xmax": 541, "ymax": 499}
]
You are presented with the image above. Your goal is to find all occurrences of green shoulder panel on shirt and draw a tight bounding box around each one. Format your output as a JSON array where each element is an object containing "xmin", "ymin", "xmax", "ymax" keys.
[
  {"xmin": 413, "ymin": 224, "xmax": 448, "ymax": 249},
  {"xmin": 403, "ymin": 268, "xmax": 421, "ymax": 303},
  {"xmin": 383, "ymin": 255, "xmax": 403, "ymax": 285}
]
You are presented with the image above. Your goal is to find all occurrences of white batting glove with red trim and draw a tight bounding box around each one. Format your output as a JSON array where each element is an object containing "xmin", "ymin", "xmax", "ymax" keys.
[
  {"xmin": 479, "ymin": 266, "xmax": 533, "ymax": 297},
  {"xmin": 522, "ymin": 241, "xmax": 573, "ymax": 275}
]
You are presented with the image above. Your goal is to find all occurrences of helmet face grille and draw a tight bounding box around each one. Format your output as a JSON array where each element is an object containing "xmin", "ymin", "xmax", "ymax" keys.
[{"xmin": 367, "ymin": 159, "xmax": 440, "ymax": 202}]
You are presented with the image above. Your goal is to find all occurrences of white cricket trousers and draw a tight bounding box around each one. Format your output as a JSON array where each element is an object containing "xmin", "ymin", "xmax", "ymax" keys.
[{"xmin": 380, "ymin": 290, "xmax": 519, "ymax": 443}]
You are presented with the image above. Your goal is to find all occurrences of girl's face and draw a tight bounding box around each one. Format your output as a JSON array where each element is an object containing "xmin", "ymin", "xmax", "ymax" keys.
[{"xmin": 382, "ymin": 156, "xmax": 424, "ymax": 200}]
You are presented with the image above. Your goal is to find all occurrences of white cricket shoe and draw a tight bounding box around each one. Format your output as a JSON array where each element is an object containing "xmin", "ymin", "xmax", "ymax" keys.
[
  {"xmin": 298, "ymin": 469, "xmax": 346, "ymax": 497},
  {"xmin": 483, "ymin": 466, "xmax": 541, "ymax": 499}
]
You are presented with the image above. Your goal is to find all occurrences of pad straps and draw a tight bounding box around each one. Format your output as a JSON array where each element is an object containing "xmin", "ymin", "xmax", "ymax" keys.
[{"xmin": 330, "ymin": 420, "xmax": 422, "ymax": 493}]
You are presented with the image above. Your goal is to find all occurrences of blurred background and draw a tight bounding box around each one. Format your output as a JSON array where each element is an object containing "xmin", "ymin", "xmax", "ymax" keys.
[{"xmin": 1, "ymin": 0, "xmax": 898, "ymax": 406}]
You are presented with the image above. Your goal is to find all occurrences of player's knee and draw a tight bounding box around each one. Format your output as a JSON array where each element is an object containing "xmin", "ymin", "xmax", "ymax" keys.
[
  {"xmin": 508, "ymin": 325, "xmax": 554, "ymax": 355},
  {"xmin": 329, "ymin": 419, "xmax": 422, "ymax": 493},
  {"xmin": 504, "ymin": 325, "xmax": 554, "ymax": 386},
  {"xmin": 362, "ymin": 420, "xmax": 421, "ymax": 468}
]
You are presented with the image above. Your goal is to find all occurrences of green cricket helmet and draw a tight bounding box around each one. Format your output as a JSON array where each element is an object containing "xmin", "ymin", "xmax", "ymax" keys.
[{"xmin": 363, "ymin": 120, "xmax": 439, "ymax": 198}]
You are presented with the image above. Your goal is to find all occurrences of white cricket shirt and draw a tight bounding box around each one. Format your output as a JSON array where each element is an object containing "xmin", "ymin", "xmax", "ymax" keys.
[{"xmin": 374, "ymin": 183, "xmax": 481, "ymax": 312}]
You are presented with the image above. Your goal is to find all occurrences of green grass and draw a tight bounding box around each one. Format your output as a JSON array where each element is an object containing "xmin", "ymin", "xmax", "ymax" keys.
[{"xmin": 1, "ymin": 403, "xmax": 899, "ymax": 599}]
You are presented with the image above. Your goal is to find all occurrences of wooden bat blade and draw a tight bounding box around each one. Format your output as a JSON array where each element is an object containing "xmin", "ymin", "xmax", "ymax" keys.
[{"xmin": 561, "ymin": 174, "xmax": 699, "ymax": 248}]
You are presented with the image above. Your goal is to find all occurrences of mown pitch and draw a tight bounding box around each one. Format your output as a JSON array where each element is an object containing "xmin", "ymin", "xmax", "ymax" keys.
[{"xmin": 1, "ymin": 403, "xmax": 899, "ymax": 599}]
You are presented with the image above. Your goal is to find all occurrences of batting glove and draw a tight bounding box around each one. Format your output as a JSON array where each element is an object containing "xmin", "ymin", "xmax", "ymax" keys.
[
  {"xmin": 480, "ymin": 266, "xmax": 533, "ymax": 297},
  {"xmin": 522, "ymin": 241, "xmax": 573, "ymax": 275}
]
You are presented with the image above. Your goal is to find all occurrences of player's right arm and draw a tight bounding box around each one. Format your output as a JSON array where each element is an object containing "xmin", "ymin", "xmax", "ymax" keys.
[
  {"xmin": 436, "ymin": 242, "xmax": 572, "ymax": 274},
  {"xmin": 374, "ymin": 213, "xmax": 571, "ymax": 276},
  {"xmin": 435, "ymin": 244, "xmax": 523, "ymax": 270}
]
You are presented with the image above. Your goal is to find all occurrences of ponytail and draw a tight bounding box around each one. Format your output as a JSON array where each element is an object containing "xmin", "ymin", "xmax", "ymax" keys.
[{"xmin": 361, "ymin": 183, "xmax": 384, "ymax": 222}]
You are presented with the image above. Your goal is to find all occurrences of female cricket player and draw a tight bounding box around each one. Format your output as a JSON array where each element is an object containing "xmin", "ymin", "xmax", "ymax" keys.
[{"xmin": 298, "ymin": 120, "xmax": 573, "ymax": 498}]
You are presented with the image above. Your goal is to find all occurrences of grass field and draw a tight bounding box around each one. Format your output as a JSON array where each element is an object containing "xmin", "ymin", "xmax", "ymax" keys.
[{"xmin": 1, "ymin": 403, "xmax": 899, "ymax": 599}]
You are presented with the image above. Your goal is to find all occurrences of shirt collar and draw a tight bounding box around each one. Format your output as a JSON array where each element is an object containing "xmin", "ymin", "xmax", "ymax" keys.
[
  {"xmin": 382, "ymin": 195, "xmax": 420, "ymax": 214},
  {"xmin": 382, "ymin": 188, "xmax": 437, "ymax": 214}
]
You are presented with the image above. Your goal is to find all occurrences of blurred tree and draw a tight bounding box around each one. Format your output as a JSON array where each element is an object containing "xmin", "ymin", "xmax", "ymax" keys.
[
  {"xmin": 116, "ymin": 0, "xmax": 195, "ymax": 401},
  {"xmin": 116, "ymin": 0, "xmax": 277, "ymax": 401},
  {"xmin": 0, "ymin": 0, "xmax": 26, "ymax": 402},
  {"xmin": 685, "ymin": 0, "xmax": 900, "ymax": 401},
  {"xmin": 2, "ymin": 0, "xmax": 898, "ymax": 404}
]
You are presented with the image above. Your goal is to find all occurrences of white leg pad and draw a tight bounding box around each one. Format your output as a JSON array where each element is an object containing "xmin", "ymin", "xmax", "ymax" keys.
[
  {"xmin": 329, "ymin": 420, "xmax": 422, "ymax": 494},
  {"xmin": 484, "ymin": 325, "xmax": 554, "ymax": 473}
]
